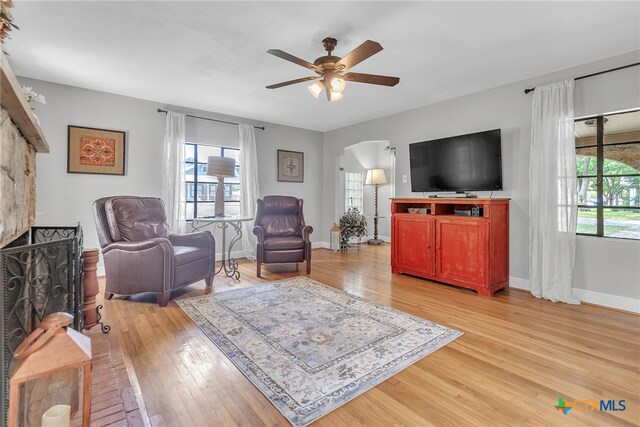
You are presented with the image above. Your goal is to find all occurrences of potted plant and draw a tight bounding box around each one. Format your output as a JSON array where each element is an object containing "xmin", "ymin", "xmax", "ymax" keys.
[{"xmin": 338, "ymin": 207, "xmax": 367, "ymax": 251}]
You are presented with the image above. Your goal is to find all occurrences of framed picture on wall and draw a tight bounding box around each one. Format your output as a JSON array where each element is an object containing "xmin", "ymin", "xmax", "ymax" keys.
[
  {"xmin": 277, "ymin": 149, "xmax": 304, "ymax": 182},
  {"xmin": 67, "ymin": 125, "xmax": 126, "ymax": 175}
]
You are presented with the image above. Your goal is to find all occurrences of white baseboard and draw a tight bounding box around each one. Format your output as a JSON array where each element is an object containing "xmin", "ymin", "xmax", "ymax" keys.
[
  {"xmin": 311, "ymin": 240, "xmax": 392, "ymax": 249},
  {"xmin": 97, "ymin": 249, "xmax": 247, "ymax": 277},
  {"xmin": 509, "ymin": 276, "xmax": 639, "ymax": 313},
  {"xmin": 572, "ymin": 288, "xmax": 639, "ymax": 313},
  {"xmin": 97, "ymin": 256, "xmax": 637, "ymax": 313},
  {"xmin": 96, "ymin": 246, "xmax": 331, "ymax": 277},
  {"xmin": 227, "ymin": 249, "xmax": 246, "ymax": 260},
  {"xmin": 509, "ymin": 276, "xmax": 531, "ymax": 291}
]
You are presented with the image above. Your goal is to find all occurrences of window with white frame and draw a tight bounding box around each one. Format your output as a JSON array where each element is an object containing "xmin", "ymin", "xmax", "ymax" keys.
[
  {"xmin": 344, "ymin": 172, "xmax": 364, "ymax": 213},
  {"xmin": 185, "ymin": 143, "xmax": 240, "ymax": 219}
]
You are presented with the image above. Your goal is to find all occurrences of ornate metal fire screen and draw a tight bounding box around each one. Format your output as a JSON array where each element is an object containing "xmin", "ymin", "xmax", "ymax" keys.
[{"xmin": 0, "ymin": 224, "xmax": 83, "ymax": 426}]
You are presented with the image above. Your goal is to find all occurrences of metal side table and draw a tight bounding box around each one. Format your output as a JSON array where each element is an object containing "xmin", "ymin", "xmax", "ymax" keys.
[{"xmin": 191, "ymin": 216, "xmax": 254, "ymax": 280}]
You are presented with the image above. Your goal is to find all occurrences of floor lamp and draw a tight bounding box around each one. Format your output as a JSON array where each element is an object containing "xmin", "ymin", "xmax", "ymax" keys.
[
  {"xmin": 365, "ymin": 168, "xmax": 387, "ymax": 245},
  {"xmin": 207, "ymin": 156, "xmax": 236, "ymax": 217}
]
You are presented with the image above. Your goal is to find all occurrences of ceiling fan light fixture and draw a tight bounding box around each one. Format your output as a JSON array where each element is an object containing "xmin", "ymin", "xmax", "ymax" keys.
[
  {"xmin": 330, "ymin": 76, "xmax": 346, "ymax": 92},
  {"xmin": 267, "ymin": 37, "xmax": 399, "ymax": 101},
  {"xmin": 329, "ymin": 90, "xmax": 343, "ymax": 102},
  {"xmin": 307, "ymin": 80, "xmax": 324, "ymax": 98}
]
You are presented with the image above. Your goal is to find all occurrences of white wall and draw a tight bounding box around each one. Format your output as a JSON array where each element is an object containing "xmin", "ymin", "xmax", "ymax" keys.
[
  {"xmin": 322, "ymin": 50, "xmax": 640, "ymax": 308},
  {"xmin": 20, "ymin": 77, "xmax": 323, "ymax": 267}
]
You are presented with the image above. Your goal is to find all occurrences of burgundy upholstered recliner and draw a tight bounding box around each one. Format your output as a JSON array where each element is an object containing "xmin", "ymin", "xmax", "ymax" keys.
[
  {"xmin": 93, "ymin": 196, "xmax": 215, "ymax": 306},
  {"xmin": 253, "ymin": 195, "xmax": 313, "ymax": 278}
]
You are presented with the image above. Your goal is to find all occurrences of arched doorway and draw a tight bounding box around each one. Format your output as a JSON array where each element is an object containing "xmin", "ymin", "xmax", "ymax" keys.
[{"xmin": 336, "ymin": 140, "xmax": 396, "ymax": 242}]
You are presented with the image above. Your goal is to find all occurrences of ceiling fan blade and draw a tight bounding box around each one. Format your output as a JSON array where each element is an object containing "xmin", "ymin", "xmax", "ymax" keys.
[
  {"xmin": 266, "ymin": 76, "xmax": 318, "ymax": 89},
  {"xmin": 344, "ymin": 72, "xmax": 400, "ymax": 87},
  {"xmin": 335, "ymin": 40, "xmax": 383, "ymax": 71},
  {"xmin": 267, "ymin": 49, "xmax": 320, "ymax": 71}
]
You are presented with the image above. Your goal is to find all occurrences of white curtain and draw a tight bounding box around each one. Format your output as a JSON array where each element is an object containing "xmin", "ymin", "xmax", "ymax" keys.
[
  {"xmin": 529, "ymin": 80, "xmax": 580, "ymax": 304},
  {"xmin": 161, "ymin": 111, "xmax": 187, "ymax": 234},
  {"xmin": 239, "ymin": 124, "xmax": 260, "ymax": 259}
]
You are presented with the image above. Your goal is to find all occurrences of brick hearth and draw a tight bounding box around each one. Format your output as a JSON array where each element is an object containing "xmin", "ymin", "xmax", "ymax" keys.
[{"xmin": 87, "ymin": 328, "xmax": 149, "ymax": 427}]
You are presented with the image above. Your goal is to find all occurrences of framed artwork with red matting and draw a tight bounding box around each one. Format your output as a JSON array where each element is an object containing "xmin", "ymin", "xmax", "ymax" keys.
[{"xmin": 67, "ymin": 125, "xmax": 126, "ymax": 175}]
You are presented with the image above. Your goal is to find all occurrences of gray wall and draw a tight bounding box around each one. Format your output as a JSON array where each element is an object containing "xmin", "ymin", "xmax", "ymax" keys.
[
  {"xmin": 21, "ymin": 77, "xmax": 323, "ymax": 263},
  {"xmin": 20, "ymin": 50, "xmax": 640, "ymax": 305},
  {"xmin": 322, "ymin": 51, "xmax": 640, "ymax": 302}
]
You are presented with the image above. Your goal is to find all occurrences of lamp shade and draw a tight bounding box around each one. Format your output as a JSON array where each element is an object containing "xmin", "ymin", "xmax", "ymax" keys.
[
  {"xmin": 330, "ymin": 76, "xmax": 346, "ymax": 92},
  {"xmin": 329, "ymin": 90, "xmax": 343, "ymax": 102},
  {"xmin": 207, "ymin": 156, "xmax": 236, "ymax": 177},
  {"xmin": 307, "ymin": 80, "xmax": 324, "ymax": 98},
  {"xmin": 365, "ymin": 169, "xmax": 387, "ymax": 185}
]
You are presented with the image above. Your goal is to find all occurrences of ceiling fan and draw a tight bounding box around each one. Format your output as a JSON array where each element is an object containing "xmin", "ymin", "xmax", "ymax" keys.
[{"xmin": 266, "ymin": 37, "xmax": 400, "ymax": 102}]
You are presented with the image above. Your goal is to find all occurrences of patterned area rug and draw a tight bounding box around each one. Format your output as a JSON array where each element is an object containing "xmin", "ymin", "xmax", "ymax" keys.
[{"xmin": 177, "ymin": 277, "xmax": 462, "ymax": 426}]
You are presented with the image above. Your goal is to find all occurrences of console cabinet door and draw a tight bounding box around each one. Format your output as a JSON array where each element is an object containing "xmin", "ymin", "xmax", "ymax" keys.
[
  {"xmin": 393, "ymin": 215, "xmax": 434, "ymax": 276},
  {"xmin": 435, "ymin": 219, "xmax": 488, "ymax": 286}
]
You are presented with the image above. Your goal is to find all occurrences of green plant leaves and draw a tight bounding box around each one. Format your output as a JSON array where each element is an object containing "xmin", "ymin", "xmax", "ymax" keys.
[{"xmin": 339, "ymin": 207, "xmax": 368, "ymax": 249}]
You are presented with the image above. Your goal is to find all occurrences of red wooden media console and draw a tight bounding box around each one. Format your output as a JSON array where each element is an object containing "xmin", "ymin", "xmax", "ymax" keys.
[{"xmin": 391, "ymin": 198, "xmax": 509, "ymax": 296}]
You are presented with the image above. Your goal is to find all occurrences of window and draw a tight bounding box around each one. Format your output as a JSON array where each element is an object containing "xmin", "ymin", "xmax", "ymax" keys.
[
  {"xmin": 185, "ymin": 143, "xmax": 240, "ymax": 219},
  {"xmin": 345, "ymin": 172, "xmax": 364, "ymax": 213},
  {"xmin": 575, "ymin": 109, "xmax": 640, "ymax": 239}
]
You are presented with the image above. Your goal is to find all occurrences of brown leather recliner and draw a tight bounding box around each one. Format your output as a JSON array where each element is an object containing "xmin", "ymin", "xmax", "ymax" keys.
[
  {"xmin": 253, "ymin": 196, "xmax": 313, "ymax": 278},
  {"xmin": 93, "ymin": 196, "xmax": 215, "ymax": 306}
]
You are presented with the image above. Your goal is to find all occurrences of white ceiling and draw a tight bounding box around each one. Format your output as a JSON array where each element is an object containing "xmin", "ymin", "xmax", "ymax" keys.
[{"xmin": 7, "ymin": 1, "xmax": 640, "ymax": 132}]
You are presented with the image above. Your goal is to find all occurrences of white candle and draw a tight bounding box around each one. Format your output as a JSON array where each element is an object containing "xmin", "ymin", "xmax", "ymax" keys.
[{"xmin": 41, "ymin": 404, "xmax": 71, "ymax": 427}]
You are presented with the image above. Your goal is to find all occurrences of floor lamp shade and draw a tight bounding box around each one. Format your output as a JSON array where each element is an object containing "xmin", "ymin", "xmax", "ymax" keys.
[
  {"xmin": 365, "ymin": 169, "xmax": 387, "ymax": 185},
  {"xmin": 207, "ymin": 156, "xmax": 236, "ymax": 217},
  {"xmin": 365, "ymin": 168, "xmax": 387, "ymax": 245}
]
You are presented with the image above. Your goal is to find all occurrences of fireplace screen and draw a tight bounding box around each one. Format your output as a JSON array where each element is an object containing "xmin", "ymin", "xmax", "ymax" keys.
[{"xmin": 0, "ymin": 224, "xmax": 83, "ymax": 426}]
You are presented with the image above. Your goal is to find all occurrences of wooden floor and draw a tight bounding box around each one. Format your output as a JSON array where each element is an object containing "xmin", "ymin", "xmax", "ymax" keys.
[{"xmin": 100, "ymin": 244, "xmax": 640, "ymax": 427}]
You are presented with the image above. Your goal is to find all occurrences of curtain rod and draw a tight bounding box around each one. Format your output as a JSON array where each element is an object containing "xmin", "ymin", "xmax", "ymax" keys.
[
  {"xmin": 523, "ymin": 62, "xmax": 640, "ymax": 94},
  {"xmin": 156, "ymin": 109, "xmax": 265, "ymax": 130}
]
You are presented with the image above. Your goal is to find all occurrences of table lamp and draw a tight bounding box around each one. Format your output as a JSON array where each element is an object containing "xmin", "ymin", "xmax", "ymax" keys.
[
  {"xmin": 365, "ymin": 168, "xmax": 387, "ymax": 245},
  {"xmin": 207, "ymin": 156, "xmax": 236, "ymax": 217}
]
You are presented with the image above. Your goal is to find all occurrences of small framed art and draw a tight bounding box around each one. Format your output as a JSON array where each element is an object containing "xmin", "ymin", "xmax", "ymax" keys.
[
  {"xmin": 277, "ymin": 149, "xmax": 304, "ymax": 182},
  {"xmin": 67, "ymin": 125, "xmax": 126, "ymax": 175}
]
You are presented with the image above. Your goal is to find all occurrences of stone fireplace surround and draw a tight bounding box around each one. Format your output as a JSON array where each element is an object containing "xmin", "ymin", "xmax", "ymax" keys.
[
  {"xmin": 0, "ymin": 52, "xmax": 48, "ymax": 248},
  {"xmin": 0, "ymin": 107, "xmax": 36, "ymax": 247},
  {"xmin": 1, "ymin": 51, "xmax": 54, "ymax": 425}
]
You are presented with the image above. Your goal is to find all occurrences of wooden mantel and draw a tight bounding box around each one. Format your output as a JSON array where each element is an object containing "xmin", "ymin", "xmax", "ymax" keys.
[{"xmin": 0, "ymin": 51, "xmax": 49, "ymax": 153}]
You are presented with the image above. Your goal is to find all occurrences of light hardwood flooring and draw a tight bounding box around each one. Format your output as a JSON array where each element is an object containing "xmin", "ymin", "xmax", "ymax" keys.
[{"xmin": 100, "ymin": 245, "xmax": 640, "ymax": 426}]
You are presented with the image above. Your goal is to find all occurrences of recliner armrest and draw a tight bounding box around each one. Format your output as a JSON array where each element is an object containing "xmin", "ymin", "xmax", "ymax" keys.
[
  {"xmin": 253, "ymin": 226, "xmax": 265, "ymax": 243},
  {"xmin": 169, "ymin": 231, "xmax": 215, "ymax": 253},
  {"xmin": 102, "ymin": 237, "xmax": 173, "ymax": 255},
  {"xmin": 302, "ymin": 225, "xmax": 313, "ymax": 241},
  {"xmin": 101, "ymin": 237, "xmax": 174, "ymax": 294}
]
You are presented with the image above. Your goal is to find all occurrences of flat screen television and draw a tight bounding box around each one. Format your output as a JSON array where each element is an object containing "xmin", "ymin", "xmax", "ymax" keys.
[{"xmin": 409, "ymin": 129, "xmax": 502, "ymax": 192}]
